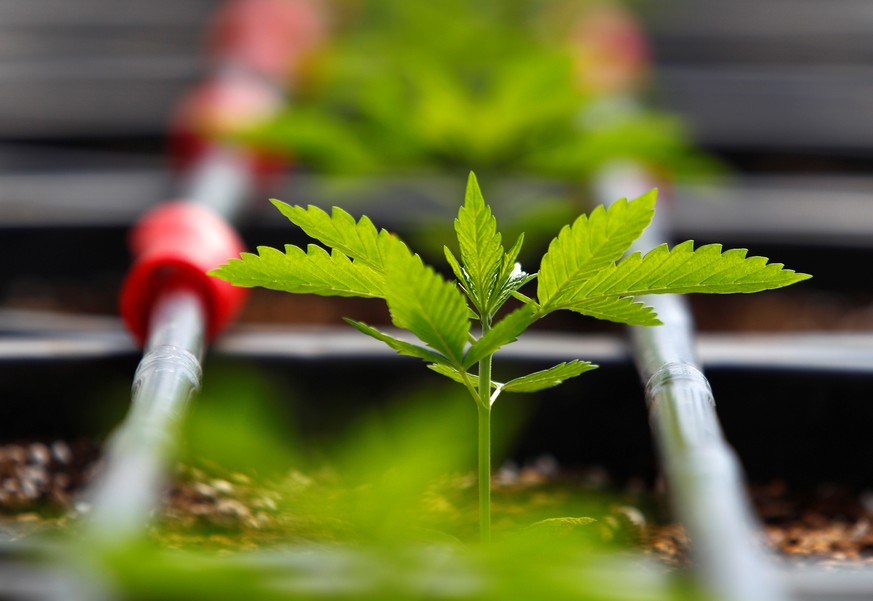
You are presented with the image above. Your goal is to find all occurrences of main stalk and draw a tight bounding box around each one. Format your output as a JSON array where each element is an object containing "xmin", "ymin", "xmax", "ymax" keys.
[{"xmin": 477, "ymin": 317, "xmax": 493, "ymax": 544}]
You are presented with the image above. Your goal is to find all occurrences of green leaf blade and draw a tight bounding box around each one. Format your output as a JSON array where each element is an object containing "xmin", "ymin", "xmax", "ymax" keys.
[
  {"xmin": 454, "ymin": 172, "xmax": 504, "ymax": 311},
  {"xmin": 210, "ymin": 244, "xmax": 384, "ymax": 298},
  {"xmin": 344, "ymin": 319, "xmax": 449, "ymax": 365},
  {"xmin": 443, "ymin": 246, "xmax": 468, "ymax": 289},
  {"xmin": 490, "ymin": 265, "xmax": 536, "ymax": 315},
  {"xmin": 538, "ymin": 190, "xmax": 657, "ymax": 309},
  {"xmin": 564, "ymin": 296, "xmax": 661, "ymax": 326},
  {"xmin": 560, "ymin": 242, "xmax": 811, "ymax": 307},
  {"xmin": 272, "ymin": 200, "xmax": 398, "ymax": 271},
  {"xmin": 428, "ymin": 363, "xmax": 480, "ymax": 388},
  {"xmin": 501, "ymin": 234, "xmax": 525, "ymax": 280},
  {"xmin": 502, "ymin": 361, "xmax": 598, "ymax": 394},
  {"xmin": 383, "ymin": 250, "xmax": 471, "ymax": 366},
  {"xmin": 463, "ymin": 305, "xmax": 536, "ymax": 368}
]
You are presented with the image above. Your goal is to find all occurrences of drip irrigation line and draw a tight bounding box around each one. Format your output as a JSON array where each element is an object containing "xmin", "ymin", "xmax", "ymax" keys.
[
  {"xmin": 7, "ymin": 0, "xmax": 334, "ymax": 588},
  {"xmin": 595, "ymin": 164, "xmax": 793, "ymax": 601},
  {"xmin": 68, "ymin": 0, "xmax": 327, "ymax": 554},
  {"xmin": 76, "ymin": 169, "xmax": 247, "ymax": 544},
  {"xmin": 178, "ymin": 144, "xmax": 256, "ymax": 223},
  {"xmin": 83, "ymin": 288, "xmax": 205, "ymax": 540}
]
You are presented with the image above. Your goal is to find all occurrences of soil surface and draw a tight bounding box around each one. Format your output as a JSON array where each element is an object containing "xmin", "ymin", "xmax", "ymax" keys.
[
  {"xmin": 2, "ymin": 440, "xmax": 872, "ymax": 571},
  {"xmin": 689, "ymin": 291, "xmax": 873, "ymax": 333}
]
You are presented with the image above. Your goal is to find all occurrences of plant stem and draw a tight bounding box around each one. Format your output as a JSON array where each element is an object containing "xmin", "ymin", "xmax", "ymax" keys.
[
  {"xmin": 477, "ymin": 316, "xmax": 493, "ymax": 544},
  {"xmin": 477, "ymin": 401, "xmax": 491, "ymax": 544}
]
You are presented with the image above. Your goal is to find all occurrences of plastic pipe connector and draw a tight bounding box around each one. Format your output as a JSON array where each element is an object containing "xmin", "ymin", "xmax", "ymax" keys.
[
  {"xmin": 167, "ymin": 76, "xmax": 286, "ymax": 173},
  {"xmin": 119, "ymin": 202, "xmax": 247, "ymax": 345},
  {"xmin": 208, "ymin": 0, "xmax": 328, "ymax": 81}
]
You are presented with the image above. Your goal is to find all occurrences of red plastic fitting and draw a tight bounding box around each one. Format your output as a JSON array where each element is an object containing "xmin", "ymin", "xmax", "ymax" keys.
[
  {"xmin": 167, "ymin": 76, "xmax": 286, "ymax": 172},
  {"xmin": 569, "ymin": 4, "xmax": 652, "ymax": 96},
  {"xmin": 208, "ymin": 0, "xmax": 328, "ymax": 82},
  {"xmin": 120, "ymin": 202, "xmax": 248, "ymax": 345},
  {"xmin": 170, "ymin": 0, "xmax": 327, "ymax": 172}
]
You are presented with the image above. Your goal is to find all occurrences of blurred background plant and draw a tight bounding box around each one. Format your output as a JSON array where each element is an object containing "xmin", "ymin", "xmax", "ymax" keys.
[{"xmin": 236, "ymin": 0, "xmax": 716, "ymax": 183}]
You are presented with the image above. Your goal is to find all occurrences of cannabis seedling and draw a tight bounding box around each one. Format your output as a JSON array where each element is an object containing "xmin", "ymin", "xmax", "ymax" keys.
[{"xmin": 210, "ymin": 173, "xmax": 809, "ymax": 543}]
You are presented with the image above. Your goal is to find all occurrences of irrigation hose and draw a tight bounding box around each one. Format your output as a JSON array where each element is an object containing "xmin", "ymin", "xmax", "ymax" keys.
[
  {"xmin": 595, "ymin": 164, "xmax": 793, "ymax": 601},
  {"xmin": 79, "ymin": 0, "xmax": 327, "ymax": 544},
  {"xmin": 84, "ymin": 288, "xmax": 205, "ymax": 540}
]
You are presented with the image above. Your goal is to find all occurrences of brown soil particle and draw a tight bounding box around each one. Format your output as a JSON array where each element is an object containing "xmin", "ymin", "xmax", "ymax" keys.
[
  {"xmin": 645, "ymin": 524, "xmax": 691, "ymax": 568},
  {"xmin": 157, "ymin": 465, "xmax": 286, "ymax": 549},
  {"xmin": 645, "ymin": 481, "xmax": 873, "ymax": 569},
  {"xmin": 3, "ymin": 442, "xmax": 873, "ymax": 571},
  {"xmin": 0, "ymin": 440, "xmax": 98, "ymax": 512},
  {"xmin": 753, "ymin": 481, "xmax": 873, "ymax": 566},
  {"xmin": 690, "ymin": 291, "xmax": 873, "ymax": 332},
  {"xmin": 238, "ymin": 290, "xmax": 391, "ymax": 326}
]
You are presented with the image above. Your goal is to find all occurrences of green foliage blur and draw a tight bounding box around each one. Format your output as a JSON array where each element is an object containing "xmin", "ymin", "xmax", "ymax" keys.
[
  {"xmin": 239, "ymin": 0, "xmax": 714, "ymax": 181},
  {"xmin": 179, "ymin": 365, "xmax": 301, "ymax": 478},
  {"xmin": 178, "ymin": 368, "xmax": 535, "ymax": 544},
  {"xmin": 101, "ymin": 539, "xmax": 702, "ymax": 601},
  {"xmin": 86, "ymin": 368, "xmax": 702, "ymax": 601}
]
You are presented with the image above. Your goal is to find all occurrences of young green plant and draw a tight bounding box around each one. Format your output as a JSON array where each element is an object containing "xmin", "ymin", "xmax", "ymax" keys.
[
  {"xmin": 238, "ymin": 1, "xmax": 710, "ymax": 181},
  {"xmin": 210, "ymin": 173, "xmax": 810, "ymax": 543}
]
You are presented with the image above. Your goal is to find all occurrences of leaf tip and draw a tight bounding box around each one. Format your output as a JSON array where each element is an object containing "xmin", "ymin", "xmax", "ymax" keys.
[
  {"xmin": 268, "ymin": 198, "xmax": 290, "ymax": 211},
  {"xmin": 795, "ymin": 272, "xmax": 813, "ymax": 282},
  {"xmin": 464, "ymin": 171, "xmax": 484, "ymax": 207}
]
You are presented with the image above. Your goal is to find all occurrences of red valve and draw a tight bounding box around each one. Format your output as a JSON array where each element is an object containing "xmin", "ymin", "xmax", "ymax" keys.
[
  {"xmin": 208, "ymin": 0, "xmax": 328, "ymax": 81},
  {"xmin": 568, "ymin": 4, "xmax": 651, "ymax": 96},
  {"xmin": 120, "ymin": 202, "xmax": 248, "ymax": 345},
  {"xmin": 123, "ymin": 0, "xmax": 329, "ymax": 345},
  {"xmin": 169, "ymin": 0, "xmax": 326, "ymax": 175},
  {"xmin": 167, "ymin": 76, "xmax": 287, "ymax": 173}
]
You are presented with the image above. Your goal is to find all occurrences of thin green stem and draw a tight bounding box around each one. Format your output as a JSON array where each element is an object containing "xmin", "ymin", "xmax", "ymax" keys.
[
  {"xmin": 460, "ymin": 373, "xmax": 480, "ymax": 405},
  {"xmin": 477, "ymin": 401, "xmax": 491, "ymax": 544},
  {"xmin": 477, "ymin": 316, "xmax": 493, "ymax": 544}
]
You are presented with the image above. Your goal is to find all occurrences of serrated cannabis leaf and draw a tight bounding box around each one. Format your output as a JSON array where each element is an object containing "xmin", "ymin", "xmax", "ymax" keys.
[
  {"xmin": 491, "ymin": 263, "xmax": 535, "ymax": 313},
  {"xmin": 210, "ymin": 244, "xmax": 384, "ymax": 298},
  {"xmin": 463, "ymin": 305, "xmax": 535, "ymax": 368},
  {"xmin": 272, "ymin": 200, "xmax": 404, "ymax": 271},
  {"xmin": 561, "ymin": 295, "xmax": 660, "ymax": 326},
  {"xmin": 443, "ymin": 246, "xmax": 467, "ymax": 290},
  {"xmin": 501, "ymin": 235, "xmax": 525, "ymax": 280},
  {"xmin": 453, "ymin": 172, "xmax": 505, "ymax": 313},
  {"xmin": 382, "ymin": 248, "xmax": 470, "ymax": 366},
  {"xmin": 344, "ymin": 319, "xmax": 449, "ymax": 365},
  {"xmin": 428, "ymin": 363, "xmax": 481, "ymax": 388},
  {"xmin": 502, "ymin": 361, "xmax": 598, "ymax": 393},
  {"xmin": 538, "ymin": 191, "xmax": 656, "ymax": 310},
  {"xmin": 545, "ymin": 241, "xmax": 811, "ymax": 317}
]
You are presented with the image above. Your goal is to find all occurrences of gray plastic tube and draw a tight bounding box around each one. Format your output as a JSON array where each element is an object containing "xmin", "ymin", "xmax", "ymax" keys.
[
  {"xmin": 84, "ymin": 287, "xmax": 205, "ymax": 541},
  {"xmin": 81, "ymin": 137, "xmax": 255, "ymax": 541},
  {"xmin": 595, "ymin": 165, "xmax": 792, "ymax": 601}
]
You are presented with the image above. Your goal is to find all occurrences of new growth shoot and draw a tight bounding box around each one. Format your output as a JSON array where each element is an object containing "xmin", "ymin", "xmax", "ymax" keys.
[{"xmin": 211, "ymin": 173, "xmax": 810, "ymax": 543}]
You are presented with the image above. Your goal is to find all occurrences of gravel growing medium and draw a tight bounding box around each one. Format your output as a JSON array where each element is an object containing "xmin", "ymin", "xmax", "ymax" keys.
[{"xmin": 2, "ymin": 443, "xmax": 872, "ymax": 570}]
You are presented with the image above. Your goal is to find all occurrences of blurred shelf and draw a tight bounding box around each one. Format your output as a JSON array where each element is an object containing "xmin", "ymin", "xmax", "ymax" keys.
[
  {"xmin": 655, "ymin": 66, "xmax": 873, "ymax": 151},
  {"xmin": 1, "ymin": 168, "xmax": 871, "ymax": 249},
  {"xmin": 2, "ymin": 309, "xmax": 872, "ymax": 375}
]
